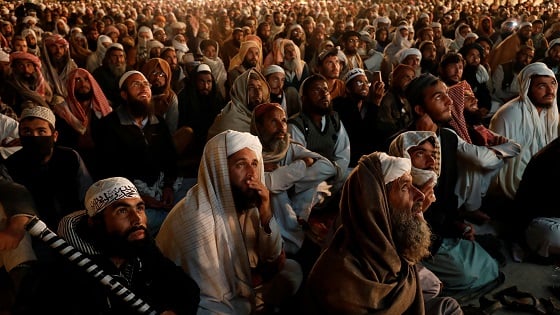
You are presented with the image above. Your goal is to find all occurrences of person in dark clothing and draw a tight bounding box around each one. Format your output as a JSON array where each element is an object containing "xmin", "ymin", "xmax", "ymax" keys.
[
  {"xmin": 50, "ymin": 177, "xmax": 200, "ymax": 315},
  {"xmin": 332, "ymin": 67, "xmax": 384, "ymax": 167},
  {"xmin": 93, "ymin": 71, "xmax": 178, "ymax": 236}
]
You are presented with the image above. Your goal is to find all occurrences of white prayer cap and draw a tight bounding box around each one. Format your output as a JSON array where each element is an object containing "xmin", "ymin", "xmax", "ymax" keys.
[
  {"xmin": 377, "ymin": 152, "xmax": 411, "ymax": 185},
  {"xmin": 464, "ymin": 32, "xmax": 479, "ymax": 40},
  {"xmin": 224, "ymin": 130, "xmax": 262, "ymax": 158},
  {"xmin": 519, "ymin": 21, "xmax": 532, "ymax": 29},
  {"xmin": 431, "ymin": 22, "xmax": 442, "ymax": 28},
  {"xmin": 546, "ymin": 38, "xmax": 560, "ymax": 57},
  {"xmin": 119, "ymin": 70, "xmax": 146, "ymax": 89},
  {"xmin": 419, "ymin": 13, "xmax": 430, "ymax": 20},
  {"xmin": 196, "ymin": 63, "xmax": 212, "ymax": 73},
  {"xmin": 263, "ymin": 64, "xmax": 285, "ymax": 77},
  {"xmin": 398, "ymin": 48, "xmax": 422, "ymax": 64},
  {"xmin": 343, "ymin": 67, "xmax": 366, "ymax": 85},
  {"xmin": 85, "ymin": 177, "xmax": 140, "ymax": 217},
  {"xmin": 20, "ymin": 106, "xmax": 56, "ymax": 126}
]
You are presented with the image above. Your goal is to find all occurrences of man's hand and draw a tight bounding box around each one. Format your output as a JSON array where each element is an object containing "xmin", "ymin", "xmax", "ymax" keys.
[
  {"xmin": 419, "ymin": 177, "xmax": 436, "ymax": 212},
  {"xmin": 301, "ymin": 157, "xmax": 315, "ymax": 167},
  {"xmin": 0, "ymin": 216, "xmax": 28, "ymax": 250},
  {"xmin": 246, "ymin": 176, "xmax": 272, "ymax": 231},
  {"xmin": 370, "ymin": 81, "xmax": 385, "ymax": 106},
  {"xmin": 456, "ymin": 221, "xmax": 475, "ymax": 241}
]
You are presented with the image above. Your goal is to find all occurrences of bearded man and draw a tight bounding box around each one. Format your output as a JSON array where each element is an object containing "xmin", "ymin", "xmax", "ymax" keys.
[
  {"xmin": 93, "ymin": 43, "xmax": 130, "ymax": 106},
  {"xmin": 306, "ymin": 152, "xmax": 462, "ymax": 314},
  {"xmin": 250, "ymin": 103, "xmax": 335, "ymax": 254},
  {"xmin": 93, "ymin": 71, "xmax": 179, "ymax": 236},
  {"xmin": 40, "ymin": 34, "xmax": 78, "ymax": 106},
  {"xmin": 50, "ymin": 177, "xmax": 200, "ymax": 314},
  {"xmin": 1, "ymin": 51, "xmax": 53, "ymax": 116}
]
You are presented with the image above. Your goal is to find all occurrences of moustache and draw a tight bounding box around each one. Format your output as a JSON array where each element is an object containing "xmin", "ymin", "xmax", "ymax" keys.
[{"xmin": 125, "ymin": 225, "xmax": 147, "ymax": 238}]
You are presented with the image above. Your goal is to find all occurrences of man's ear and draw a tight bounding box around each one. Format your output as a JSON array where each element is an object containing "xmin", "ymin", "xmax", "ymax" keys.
[
  {"xmin": 414, "ymin": 104, "xmax": 424, "ymax": 116},
  {"xmin": 120, "ymin": 89, "xmax": 128, "ymax": 101}
]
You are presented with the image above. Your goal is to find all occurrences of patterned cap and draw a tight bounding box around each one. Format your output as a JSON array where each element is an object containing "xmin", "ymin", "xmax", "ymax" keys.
[
  {"xmin": 85, "ymin": 177, "xmax": 140, "ymax": 217},
  {"xmin": 20, "ymin": 106, "xmax": 55, "ymax": 126}
]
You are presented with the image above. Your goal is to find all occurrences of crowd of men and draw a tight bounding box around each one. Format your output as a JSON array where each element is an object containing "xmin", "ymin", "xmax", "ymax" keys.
[{"xmin": 1, "ymin": 0, "xmax": 560, "ymax": 313}]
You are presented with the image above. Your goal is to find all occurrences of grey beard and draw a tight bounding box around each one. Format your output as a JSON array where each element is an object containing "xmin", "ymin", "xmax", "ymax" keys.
[
  {"xmin": 282, "ymin": 59, "xmax": 297, "ymax": 72},
  {"xmin": 391, "ymin": 205, "xmax": 432, "ymax": 263},
  {"xmin": 109, "ymin": 63, "xmax": 127, "ymax": 77}
]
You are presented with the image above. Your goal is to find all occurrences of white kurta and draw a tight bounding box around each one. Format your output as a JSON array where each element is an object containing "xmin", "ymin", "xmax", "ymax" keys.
[
  {"xmin": 489, "ymin": 62, "xmax": 559, "ymax": 199},
  {"xmin": 265, "ymin": 142, "xmax": 336, "ymax": 253}
]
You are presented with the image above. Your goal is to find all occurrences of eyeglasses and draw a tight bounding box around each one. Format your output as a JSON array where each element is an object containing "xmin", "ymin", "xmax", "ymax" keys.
[
  {"xmin": 150, "ymin": 71, "xmax": 167, "ymax": 78},
  {"xmin": 354, "ymin": 80, "xmax": 371, "ymax": 87},
  {"xmin": 129, "ymin": 81, "xmax": 152, "ymax": 88}
]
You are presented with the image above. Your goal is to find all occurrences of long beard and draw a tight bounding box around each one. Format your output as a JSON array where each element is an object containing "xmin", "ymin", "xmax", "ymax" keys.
[
  {"xmin": 282, "ymin": 59, "xmax": 297, "ymax": 72},
  {"xmin": 17, "ymin": 71, "xmax": 38, "ymax": 86},
  {"xmin": 109, "ymin": 63, "xmax": 127, "ymax": 77},
  {"xmin": 262, "ymin": 133, "xmax": 290, "ymax": 160},
  {"xmin": 75, "ymin": 89, "xmax": 93, "ymax": 102},
  {"xmin": 52, "ymin": 54, "xmax": 69, "ymax": 71},
  {"xmin": 128, "ymin": 98, "xmax": 152, "ymax": 117},
  {"xmin": 151, "ymin": 84, "xmax": 166, "ymax": 95},
  {"xmin": 242, "ymin": 58, "xmax": 257, "ymax": 70},
  {"xmin": 391, "ymin": 205, "xmax": 432, "ymax": 263}
]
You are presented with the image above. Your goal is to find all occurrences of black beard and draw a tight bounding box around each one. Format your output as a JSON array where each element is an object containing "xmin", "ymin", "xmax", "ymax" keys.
[
  {"xmin": 75, "ymin": 90, "xmax": 93, "ymax": 102},
  {"xmin": 52, "ymin": 55, "xmax": 69, "ymax": 71},
  {"xmin": 242, "ymin": 59, "xmax": 257, "ymax": 70},
  {"xmin": 151, "ymin": 84, "xmax": 166, "ymax": 95},
  {"xmin": 92, "ymin": 223, "xmax": 152, "ymax": 259},
  {"xmin": 464, "ymin": 108, "xmax": 484, "ymax": 125},
  {"xmin": 292, "ymin": 38, "xmax": 302, "ymax": 46},
  {"xmin": 127, "ymin": 98, "xmax": 152, "ymax": 118},
  {"xmin": 231, "ymin": 183, "xmax": 260, "ymax": 213},
  {"xmin": 17, "ymin": 72, "xmax": 38, "ymax": 86}
]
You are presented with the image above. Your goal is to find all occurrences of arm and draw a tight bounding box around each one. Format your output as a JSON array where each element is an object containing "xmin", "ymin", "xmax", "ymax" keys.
[{"xmin": 450, "ymin": 128, "xmax": 505, "ymax": 170}]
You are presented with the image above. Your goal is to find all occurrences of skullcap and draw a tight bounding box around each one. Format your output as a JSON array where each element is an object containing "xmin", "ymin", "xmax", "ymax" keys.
[
  {"xmin": 196, "ymin": 63, "xmax": 211, "ymax": 73},
  {"xmin": 20, "ymin": 106, "xmax": 56, "ymax": 126},
  {"xmin": 263, "ymin": 64, "xmax": 285, "ymax": 76},
  {"xmin": 343, "ymin": 67, "xmax": 366, "ymax": 85},
  {"xmin": 85, "ymin": 177, "xmax": 140, "ymax": 217},
  {"xmin": 119, "ymin": 70, "xmax": 146, "ymax": 89},
  {"xmin": 397, "ymin": 48, "xmax": 422, "ymax": 64}
]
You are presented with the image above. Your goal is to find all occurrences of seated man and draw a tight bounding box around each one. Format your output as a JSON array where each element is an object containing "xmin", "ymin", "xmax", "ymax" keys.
[
  {"xmin": 156, "ymin": 130, "xmax": 303, "ymax": 314},
  {"xmin": 250, "ymin": 103, "xmax": 336, "ymax": 254},
  {"xmin": 53, "ymin": 177, "xmax": 200, "ymax": 314},
  {"xmin": 305, "ymin": 152, "xmax": 462, "ymax": 314}
]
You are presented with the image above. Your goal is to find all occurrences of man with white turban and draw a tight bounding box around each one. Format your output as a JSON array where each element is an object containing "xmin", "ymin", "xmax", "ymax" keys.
[
  {"xmin": 489, "ymin": 62, "xmax": 558, "ymax": 200},
  {"xmin": 306, "ymin": 151, "xmax": 462, "ymax": 314},
  {"xmin": 157, "ymin": 130, "xmax": 302, "ymax": 314}
]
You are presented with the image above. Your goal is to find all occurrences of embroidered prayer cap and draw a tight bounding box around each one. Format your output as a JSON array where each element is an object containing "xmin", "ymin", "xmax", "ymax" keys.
[
  {"xmin": 263, "ymin": 64, "xmax": 285, "ymax": 77},
  {"xmin": 20, "ymin": 105, "xmax": 56, "ymax": 126},
  {"xmin": 317, "ymin": 46, "xmax": 340, "ymax": 63},
  {"xmin": 377, "ymin": 152, "xmax": 411, "ymax": 184},
  {"xmin": 118, "ymin": 70, "xmax": 146, "ymax": 89},
  {"xmin": 85, "ymin": 177, "xmax": 140, "ymax": 217},
  {"xmin": 343, "ymin": 67, "xmax": 366, "ymax": 85}
]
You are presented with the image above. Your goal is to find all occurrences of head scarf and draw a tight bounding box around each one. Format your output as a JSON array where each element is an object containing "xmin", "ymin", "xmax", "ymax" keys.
[
  {"xmin": 306, "ymin": 151, "xmax": 423, "ymax": 314},
  {"xmin": 41, "ymin": 34, "xmax": 77, "ymax": 98},
  {"xmin": 9, "ymin": 51, "xmax": 51, "ymax": 106},
  {"xmin": 389, "ymin": 130, "xmax": 441, "ymax": 187},
  {"xmin": 447, "ymin": 81, "xmax": 474, "ymax": 143},
  {"xmin": 250, "ymin": 103, "xmax": 290, "ymax": 163},
  {"xmin": 267, "ymin": 38, "xmax": 304, "ymax": 80},
  {"xmin": 60, "ymin": 68, "xmax": 112, "ymax": 134},
  {"xmin": 516, "ymin": 62, "xmax": 559, "ymax": 147},
  {"xmin": 228, "ymin": 38, "xmax": 263, "ymax": 72},
  {"xmin": 140, "ymin": 58, "xmax": 174, "ymax": 117},
  {"xmin": 156, "ymin": 130, "xmax": 263, "ymax": 311},
  {"xmin": 397, "ymin": 47, "xmax": 422, "ymax": 64}
]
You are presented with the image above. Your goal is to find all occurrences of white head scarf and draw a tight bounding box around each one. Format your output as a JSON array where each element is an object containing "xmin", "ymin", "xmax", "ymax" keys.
[
  {"xmin": 388, "ymin": 131, "xmax": 441, "ymax": 187},
  {"xmin": 377, "ymin": 152, "xmax": 411, "ymax": 185}
]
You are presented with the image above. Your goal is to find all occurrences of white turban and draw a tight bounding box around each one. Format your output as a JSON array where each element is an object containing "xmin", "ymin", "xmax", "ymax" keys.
[
  {"xmin": 397, "ymin": 48, "xmax": 422, "ymax": 64},
  {"xmin": 377, "ymin": 152, "xmax": 411, "ymax": 185},
  {"xmin": 85, "ymin": 177, "xmax": 140, "ymax": 217},
  {"xmin": 224, "ymin": 130, "xmax": 262, "ymax": 158}
]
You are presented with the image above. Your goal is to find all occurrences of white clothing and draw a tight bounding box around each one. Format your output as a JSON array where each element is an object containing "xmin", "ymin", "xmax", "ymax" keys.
[
  {"xmin": 489, "ymin": 62, "xmax": 559, "ymax": 199},
  {"xmin": 0, "ymin": 114, "xmax": 20, "ymax": 159},
  {"xmin": 265, "ymin": 142, "xmax": 336, "ymax": 253},
  {"xmin": 156, "ymin": 130, "xmax": 285, "ymax": 315}
]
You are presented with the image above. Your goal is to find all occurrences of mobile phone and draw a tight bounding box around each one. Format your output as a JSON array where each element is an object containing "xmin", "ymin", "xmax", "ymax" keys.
[{"xmin": 372, "ymin": 71, "xmax": 382, "ymax": 83}]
